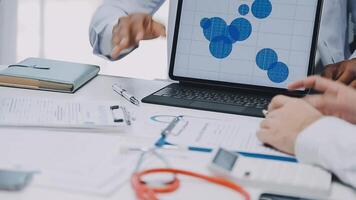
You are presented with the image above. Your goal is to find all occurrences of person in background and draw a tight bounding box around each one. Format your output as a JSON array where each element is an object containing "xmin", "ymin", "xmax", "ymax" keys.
[
  {"xmin": 89, "ymin": 0, "xmax": 174, "ymax": 61},
  {"xmin": 318, "ymin": 0, "xmax": 356, "ymax": 87},
  {"xmin": 257, "ymin": 76, "xmax": 356, "ymax": 188}
]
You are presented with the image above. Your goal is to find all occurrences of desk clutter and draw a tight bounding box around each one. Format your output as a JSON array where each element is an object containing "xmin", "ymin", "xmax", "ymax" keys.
[{"xmin": 0, "ymin": 76, "xmax": 335, "ymax": 200}]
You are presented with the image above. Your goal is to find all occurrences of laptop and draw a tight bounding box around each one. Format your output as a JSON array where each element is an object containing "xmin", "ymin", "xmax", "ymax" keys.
[{"xmin": 143, "ymin": 0, "xmax": 323, "ymax": 117}]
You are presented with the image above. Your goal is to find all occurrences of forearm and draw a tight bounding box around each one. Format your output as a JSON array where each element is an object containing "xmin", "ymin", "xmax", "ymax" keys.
[{"xmin": 295, "ymin": 117, "xmax": 356, "ymax": 188}]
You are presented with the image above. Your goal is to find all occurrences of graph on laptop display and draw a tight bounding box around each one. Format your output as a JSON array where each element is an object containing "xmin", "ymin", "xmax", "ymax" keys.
[{"xmin": 173, "ymin": 0, "xmax": 318, "ymax": 89}]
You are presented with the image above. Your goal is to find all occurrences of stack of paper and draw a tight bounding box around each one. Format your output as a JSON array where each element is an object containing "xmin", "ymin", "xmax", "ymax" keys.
[{"xmin": 0, "ymin": 129, "xmax": 137, "ymax": 195}]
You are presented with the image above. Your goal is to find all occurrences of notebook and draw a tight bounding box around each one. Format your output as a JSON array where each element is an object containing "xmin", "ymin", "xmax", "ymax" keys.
[{"xmin": 0, "ymin": 58, "xmax": 100, "ymax": 93}]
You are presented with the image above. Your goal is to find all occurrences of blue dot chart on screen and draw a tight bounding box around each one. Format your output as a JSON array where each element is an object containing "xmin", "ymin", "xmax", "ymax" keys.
[
  {"xmin": 174, "ymin": 0, "xmax": 318, "ymax": 88},
  {"xmin": 238, "ymin": 4, "xmax": 250, "ymax": 16},
  {"xmin": 256, "ymin": 48, "xmax": 289, "ymax": 83},
  {"xmin": 252, "ymin": 0, "xmax": 273, "ymax": 19}
]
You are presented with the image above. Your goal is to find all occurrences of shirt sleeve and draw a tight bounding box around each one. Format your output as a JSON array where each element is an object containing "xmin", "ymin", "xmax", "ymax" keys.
[
  {"xmin": 318, "ymin": 0, "xmax": 349, "ymax": 65},
  {"xmin": 295, "ymin": 117, "xmax": 356, "ymax": 188},
  {"xmin": 349, "ymin": 0, "xmax": 356, "ymax": 60},
  {"xmin": 89, "ymin": 0, "xmax": 166, "ymax": 60},
  {"xmin": 350, "ymin": 51, "xmax": 356, "ymax": 60}
]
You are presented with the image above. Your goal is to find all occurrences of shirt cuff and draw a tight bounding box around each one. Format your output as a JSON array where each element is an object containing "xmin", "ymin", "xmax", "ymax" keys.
[
  {"xmin": 99, "ymin": 20, "xmax": 116, "ymax": 57},
  {"xmin": 295, "ymin": 117, "xmax": 347, "ymax": 165},
  {"xmin": 350, "ymin": 51, "xmax": 356, "ymax": 60},
  {"xmin": 91, "ymin": 19, "xmax": 137, "ymax": 61}
]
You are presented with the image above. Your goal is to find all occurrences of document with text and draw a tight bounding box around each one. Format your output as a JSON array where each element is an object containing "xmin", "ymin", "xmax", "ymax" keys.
[
  {"xmin": 164, "ymin": 116, "xmax": 294, "ymax": 158},
  {"xmin": 0, "ymin": 97, "xmax": 131, "ymax": 131}
]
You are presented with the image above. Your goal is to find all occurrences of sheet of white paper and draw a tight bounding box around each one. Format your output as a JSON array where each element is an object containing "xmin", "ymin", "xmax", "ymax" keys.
[
  {"xmin": 164, "ymin": 116, "xmax": 293, "ymax": 158},
  {"xmin": 0, "ymin": 129, "xmax": 137, "ymax": 195},
  {"xmin": 0, "ymin": 97, "xmax": 129, "ymax": 130}
]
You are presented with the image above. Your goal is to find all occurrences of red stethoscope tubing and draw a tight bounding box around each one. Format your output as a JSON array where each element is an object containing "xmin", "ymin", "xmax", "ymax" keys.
[{"xmin": 132, "ymin": 168, "xmax": 250, "ymax": 200}]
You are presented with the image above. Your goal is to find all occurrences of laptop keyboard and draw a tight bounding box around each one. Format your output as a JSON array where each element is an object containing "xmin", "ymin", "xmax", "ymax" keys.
[{"xmin": 153, "ymin": 85, "xmax": 271, "ymax": 109}]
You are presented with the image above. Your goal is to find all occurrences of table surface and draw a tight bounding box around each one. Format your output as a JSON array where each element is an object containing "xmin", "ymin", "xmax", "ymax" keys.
[{"xmin": 0, "ymin": 67, "xmax": 355, "ymax": 200}]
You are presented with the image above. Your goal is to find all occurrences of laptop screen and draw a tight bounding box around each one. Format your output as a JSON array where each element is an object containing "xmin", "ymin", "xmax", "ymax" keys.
[{"xmin": 171, "ymin": 0, "xmax": 321, "ymax": 90}]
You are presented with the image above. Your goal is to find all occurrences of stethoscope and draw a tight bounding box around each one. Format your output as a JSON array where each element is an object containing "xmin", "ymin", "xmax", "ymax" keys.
[{"xmin": 127, "ymin": 147, "xmax": 251, "ymax": 200}]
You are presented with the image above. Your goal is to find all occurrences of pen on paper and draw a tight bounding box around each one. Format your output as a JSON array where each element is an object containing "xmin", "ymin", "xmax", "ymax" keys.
[{"xmin": 112, "ymin": 84, "xmax": 140, "ymax": 106}]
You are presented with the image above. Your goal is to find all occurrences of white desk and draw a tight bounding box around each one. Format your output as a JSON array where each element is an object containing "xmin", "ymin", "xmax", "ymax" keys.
[{"xmin": 0, "ymin": 71, "xmax": 355, "ymax": 200}]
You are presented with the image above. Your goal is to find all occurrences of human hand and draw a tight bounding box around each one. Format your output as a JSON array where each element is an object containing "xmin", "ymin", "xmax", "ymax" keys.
[
  {"xmin": 257, "ymin": 96, "xmax": 322, "ymax": 155},
  {"xmin": 322, "ymin": 58, "xmax": 356, "ymax": 88},
  {"xmin": 111, "ymin": 13, "xmax": 166, "ymax": 59},
  {"xmin": 289, "ymin": 76, "xmax": 356, "ymax": 124}
]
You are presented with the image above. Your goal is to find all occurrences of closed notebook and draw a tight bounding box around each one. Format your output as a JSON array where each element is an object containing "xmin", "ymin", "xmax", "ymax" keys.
[{"xmin": 0, "ymin": 58, "xmax": 100, "ymax": 93}]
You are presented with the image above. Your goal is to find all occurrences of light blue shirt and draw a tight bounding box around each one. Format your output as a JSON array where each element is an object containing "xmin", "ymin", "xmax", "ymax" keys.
[{"xmin": 89, "ymin": 0, "xmax": 356, "ymax": 65}]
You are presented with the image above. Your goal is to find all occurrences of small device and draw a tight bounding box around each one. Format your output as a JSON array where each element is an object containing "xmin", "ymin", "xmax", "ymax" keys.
[{"xmin": 209, "ymin": 148, "xmax": 332, "ymax": 199}]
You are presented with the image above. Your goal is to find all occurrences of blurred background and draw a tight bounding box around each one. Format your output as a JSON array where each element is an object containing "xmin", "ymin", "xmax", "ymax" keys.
[
  {"xmin": 0, "ymin": 0, "xmax": 355, "ymax": 80},
  {"xmin": 0, "ymin": 0, "xmax": 169, "ymax": 80}
]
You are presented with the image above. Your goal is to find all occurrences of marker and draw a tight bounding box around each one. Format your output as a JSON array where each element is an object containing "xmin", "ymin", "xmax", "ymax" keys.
[
  {"xmin": 156, "ymin": 138, "xmax": 297, "ymax": 162},
  {"xmin": 112, "ymin": 84, "xmax": 140, "ymax": 106}
]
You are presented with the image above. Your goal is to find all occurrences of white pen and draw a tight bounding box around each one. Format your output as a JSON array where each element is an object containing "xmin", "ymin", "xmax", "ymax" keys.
[
  {"xmin": 262, "ymin": 109, "xmax": 268, "ymax": 117},
  {"xmin": 112, "ymin": 84, "xmax": 140, "ymax": 106}
]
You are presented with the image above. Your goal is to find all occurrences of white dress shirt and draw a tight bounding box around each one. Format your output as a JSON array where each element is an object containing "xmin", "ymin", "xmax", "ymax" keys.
[{"xmin": 296, "ymin": 117, "xmax": 356, "ymax": 188}]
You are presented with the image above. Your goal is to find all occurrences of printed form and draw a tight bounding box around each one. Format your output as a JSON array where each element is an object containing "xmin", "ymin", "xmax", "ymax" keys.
[
  {"xmin": 164, "ymin": 116, "xmax": 293, "ymax": 158},
  {"xmin": 0, "ymin": 97, "xmax": 130, "ymax": 130}
]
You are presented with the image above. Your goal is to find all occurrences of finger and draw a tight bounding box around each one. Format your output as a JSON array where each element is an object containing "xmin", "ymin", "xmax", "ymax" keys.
[
  {"xmin": 268, "ymin": 95, "xmax": 294, "ymax": 112},
  {"xmin": 131, "ymin": 19, "xmax": 146, "ymax": 43},
  {"xmin": 303, "ymin": 95, "xmax": 325, "ymax": 110},
  {"xmin": 111, "ymin": 22, "xmax": 132, "ymax": 59},
  {"xmin": 337, "ymin": 71, "xmax": 354, "ymax": 85},
  {"xmin": 260, "ymin": 119, "xmax": 272, "ymax": 129},
  {"xmin": 146, "ymin": 20, "xmax": 166, "ymax": 39},
  {"xmin": 334, "ymin": 63, "xmax": 347, "ymax": 80},
  {"xmin": 288, "ymin": 76, "xmax": 322, "ymax": 91},
  {"xmin": 289, "ymin": 76, "xmax": 339, "ymax": 94},
  {"xmin": 321, "ymin": 63, "xmax": 340, "ymax": 80},
  {"xmin": 351, "ymin": 80, "xmax": 356, "ymax": 89},
  {"xmin": 112, "ymin": 18, "xmax": 130, "ymax": 44},
  {"xmin": 111, "ymin": 37, "xmax": 130, "ymax": 59},
  {"xmin": 256, "ymin": 128, "xmax": 271, "ymax": 144},
  {"xmin": 135, "ymin": 30, "xmax": 145, "ymax": 43},
  {"xmin": 288, "ymin": 79, "xmax": 305, "ymax": 90},
  {"xmin": 153, "ymin": 21, "xmax": 167, "ymax": 37}
]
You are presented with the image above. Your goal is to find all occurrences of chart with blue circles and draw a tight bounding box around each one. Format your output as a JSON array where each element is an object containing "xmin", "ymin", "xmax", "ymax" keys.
[{"xmin": 173, "ymin": 0, "xmax": 319, "ymax": 89}]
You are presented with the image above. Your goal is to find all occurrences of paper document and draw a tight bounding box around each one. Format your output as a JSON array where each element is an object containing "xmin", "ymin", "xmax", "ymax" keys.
[
  {"xmin": 0, "ymin": 97, "xmax": 132, "ymax": 130},
  {"xmin": 0, "ymin": 129, "xmax": 137, "ymax": 195},
  {"xmin": 164, "ymin": 116, "xmax": 293, "ymax": 158}
]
